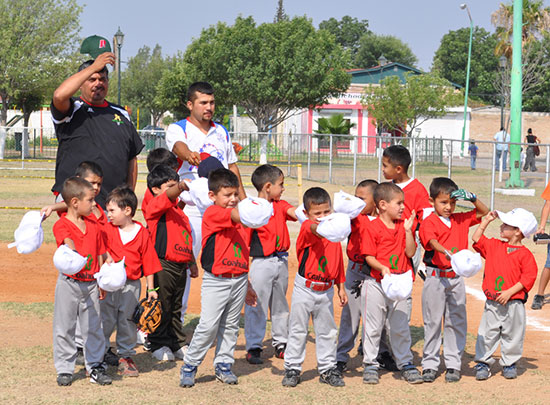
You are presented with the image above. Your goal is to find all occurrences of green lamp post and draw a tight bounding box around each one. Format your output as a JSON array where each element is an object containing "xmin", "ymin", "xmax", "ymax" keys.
[{"xmin": 460, "ymin": 3, "xmax": 473, "ymax": 156}]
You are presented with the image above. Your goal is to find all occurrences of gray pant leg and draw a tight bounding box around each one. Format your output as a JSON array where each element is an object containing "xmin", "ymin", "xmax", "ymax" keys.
[
  {"xmin": 100, "ymin": 287, "xmax": 118, "ymax": 352},
  {"xmin": 213, "ymin": 275, "xmax": 248, "ymax": 365},
  {"xmin": 75, "ymin": 321, "xmax": 83, "ymax": 349},
  {"xmin": 499, "ymin": 301, "xmax": 526, "ymax": 367},
  {"xmin": 386, "ymin": 295, "xmax": 414, "ymax": 369},
  {"xmin": 337, "ymin": 263, "xmax": 365, "ymax": 363},
  {"xmin": 312, "ymin": 287, "xmax": 338, "ymax": 373},
  {"xmin": 475, "ymin": 301, "xmax": 502, "ymax": 366},
  {"xmin": 180, "ymin": 213, "xmax": 202, "ymax": 322},
  {"xmin": 421, "ymin": 275, "xmax": 446, "ymax": 370},
  {"xmin": 362, "ymin": 278, "xmax": 387, "ymax": 370},
  {"xmin": 442, "ymin": 278, "xmax": 467, "ymax": 370},
  {"xmin": 270, "ymin": 255, "xmax": 290, "ymax": 348},
  {"xmin": 115, "ymin": 279, "xmax": 141, "ymax": 358},
  {"xmin": 284, "ymin": 280, "xmax": 313, "ymax": 372},
  {"xmin": 79, "ymin": 281, "xmax": 106, "ymax": 372},
  {"xmin": 53, "ymin": 276, "xmax": 79, "ymax": 375}
]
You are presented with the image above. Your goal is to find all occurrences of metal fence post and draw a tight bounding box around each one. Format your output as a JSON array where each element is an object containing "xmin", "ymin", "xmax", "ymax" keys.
[
  {"xmin": 447, "ymin": 140, "xmax": 453, "ymax": 178},
  {"xmin": 377, "ymin": 135, "xmax": 382, "ymax": 183},
  {"xmin": 411, "ymin": 136, "xmax": 416, "ymax": 178},
  {"xmin": 307, "ymin": 133, "xmax": 311, "ymax": 179},
  {"xmin": 328, "ymin": 134, "xmax": 333, "ymax": 183},
  {"xmin": 352, "ymin": 135, "xmax": 357, "ymax": 185},
  {"xmin": 21, "ymin": 129, "xmax": 25, "ymax": 169},
  {"xmin": 490, "ymin": 142, "xmax": 497, "ymax": 211}
]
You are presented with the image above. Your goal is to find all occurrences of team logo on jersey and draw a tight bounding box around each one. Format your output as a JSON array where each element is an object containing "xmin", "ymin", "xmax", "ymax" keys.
[
  {"xmin": 233, "ymin": 242, "xmax": 242, "ymax": 258},
  {"xmin": 495, "ymin": 276, "xmax": 505, "ymax": 292},
  {"xmin": 182, "ymin": 230, "xmax": 190, "ymax": 245},
  {"xmin": 112, "ymin": 114, "xmax": 123, "ymax": 125},
  {"xmin": 318, "ymin": 256, "xmax": 328, "ymax": 273},
  {"xmin": 199, "ymin": 142, "xmax": 225, "ymax": 163},
  {"xmin": 84, "ymin": 254, "xmax": 93, "ymax": 270},
  {"xmin": 276, "ymin": 235, "xmax": 281, "ymax": 248},
  {"xmin": 450, "ymin": 247, "xmax": 458, "ymax": 254},
  {"xmin": 389, "ymin": 254, "xmax": 399, "ymax": 270}
]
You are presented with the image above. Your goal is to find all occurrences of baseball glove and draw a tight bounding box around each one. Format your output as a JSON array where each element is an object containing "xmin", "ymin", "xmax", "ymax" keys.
[{"xmin": 131, "ymin": 298, "xmax": 162, "ymax": 334}]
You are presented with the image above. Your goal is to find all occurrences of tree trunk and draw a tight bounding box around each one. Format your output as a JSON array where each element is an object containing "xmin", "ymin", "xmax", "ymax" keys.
[
  {"xmin": 257, "ymin": 120, "xmax": 268, "ymax": 164},
  {"xmin": 0, "ymin": 97, "xmax": 8, "ymax": 159},
  {"xmin": 22, "ymin": 111, "xmax": 31, "ymax": 157}
]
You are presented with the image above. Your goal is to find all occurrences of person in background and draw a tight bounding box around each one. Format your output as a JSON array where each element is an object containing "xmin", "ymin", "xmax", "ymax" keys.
[
  {"xmin": 468, "ymin": 141, "xmax": 479, "ymax": 171},
  {"xmin": 494, "ymin": 127, "xmax": 510, "ymax": 171}
]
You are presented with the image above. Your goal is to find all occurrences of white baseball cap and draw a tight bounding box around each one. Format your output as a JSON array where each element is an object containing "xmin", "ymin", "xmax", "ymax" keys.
[
  {"xmin": 238, "ymin": 197, "xmax": 273, "ymax": 229},
  {"xmin": 94, "ymin": 258, "xmax": 127, "ymax": 292},
  {"xmin": 496, "ymin": 208, "xmax": 538, "ymax": 238},
  {"xmin": 187, "ymin": 177, "xmax": 213, "ymax": 215},
  {"xmin": 296, "ymin": 203, "xmax": 308, "ymax": 224},
  {"xmin": 316, "ymin": 212, "xmax": 351, "ymax": 242},
  {"xmin": 8, "ymin": 211, "xmax": 44, "ymax": 254},
  {"xmin": 53, "ymin": 244, "xmax": 88, "ymax": 275},
  {"xmin": 334, "ymin": 190, "xmax": 366, "ymax": 219},
  {"xmin": 381, "ymin": 270, "xmax": 413, "ymax": 302},
  {"xmin": 450, "ymin": 249, "xmax": 483, "ymax": 278}
]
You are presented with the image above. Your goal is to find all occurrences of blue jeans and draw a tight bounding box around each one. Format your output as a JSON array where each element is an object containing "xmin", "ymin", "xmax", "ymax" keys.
[
  {"xmin": 470, "ymin": 155, "xmax": 476, "ymax": 169},
  {"xmin": 495, "ymin": 149, "xmax": 508, "ymax": 170}
]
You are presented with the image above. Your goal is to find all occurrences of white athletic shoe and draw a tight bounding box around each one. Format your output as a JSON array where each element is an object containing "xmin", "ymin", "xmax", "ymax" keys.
[
  {"xmin": 173, "ymin": 345, "xmax": 189, "ymax": 360},
  {"xmin": 136, "ymin": 330, "xmax": 147, "ymax": 345},
  {"xmin": 152, "ymin": 346, "xmax": 175, "ymax": 361}
]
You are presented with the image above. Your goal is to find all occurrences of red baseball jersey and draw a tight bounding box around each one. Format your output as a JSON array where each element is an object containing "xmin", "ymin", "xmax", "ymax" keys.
[
  {"xmin": 250, "ymin": 199, "xmax": 296, "ymax": 257},
  {"xmin": 144, "ymin": 192, "xmax": 194, "ymax": 263},
  {"xmin": 53, "ymin": 215, "xmax": 106, "ymax": 281},
  {"xmin": 201, "ymin": 204, "xmax": 251, "ymax": 276},
  {"xmin": 398, "ymin": 178, "xmax": 431, "ymax": 227},
  {"xmin": 419, "ymin": 209, "xmax": 480, "ymax": 269},
  {"xmin": 103, "ymin": 221, "xmax": 163, "ymax": 280},
  {"xmin": 346, "ymin": 214, "xmax": 372, "ymax": 263},
  {"xmin": 473, "ymin": 235, "xmax": 537, "ymax": 302},
  {"xmin": 141, "ymin": 188, "xmax": 153, "ymax": 218},
  {"xmin": 296, "ymin": 220, "xmax": 345, "ymax": 284},
  {"xmin": 364, "ymin": 217, "xmax": 414, "ymax": 282}
]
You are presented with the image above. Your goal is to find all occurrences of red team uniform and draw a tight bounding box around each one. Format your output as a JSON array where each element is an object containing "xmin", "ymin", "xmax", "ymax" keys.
[{"xmin": 250, "ymin": 200, "xmax": 295, "ymax": 257}]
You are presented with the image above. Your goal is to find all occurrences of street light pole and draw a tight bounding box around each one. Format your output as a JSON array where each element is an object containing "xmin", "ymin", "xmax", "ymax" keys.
[
  {"xmin": 499, "ymin": 55, "xmax": 507, "ymax": 129},
  {"xmin": 114, "ymin": 27, "xmax": 124, "ymax": 106},
  {"xmin": 460, "ymin": 3, "xmax": 473, "ymax": 156}
]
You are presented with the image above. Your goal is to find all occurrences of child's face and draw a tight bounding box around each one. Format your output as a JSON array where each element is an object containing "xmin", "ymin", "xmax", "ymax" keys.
[
  {"xmin": 74, "ymin": 188, "xmax": 95, "ymax": 217},
  {"xmin": 106, "ymin": 201, "xmax": 132, "ymax": 226},
  {"xmin": 355, "ymin": 186, "xmax": 375, "ymax": 215},
  {"xmin": 209, "ymin": 186, "xmax": 239, "ymax": 208},
  {"xmin": 82, "ymin": 172, "xmax": 102, "ymax": 197},
  {"xmin": 500, "ymin": 223, "xmax": 521, "ymax": 240},
  {"xmin": 382, "ymin": 157, "xmax": 400, "ymax": 180},
  {"xmin": 432, "ymin": 192, "xmax": 456, "ymax": 218},
  {"xmin": 305, "ymin": 201, "xmax": 332, "ymax": 222},
  {"xmin": 382, "ymin": 193, "xmax": 405, "ymax": 220},
  {"xmin": 266, "ymin": 175, "xmax": 285, "ymax": 201},
  {"xmin": 152, "ymin": 179, "xmax": 178, "ymax": 196}
]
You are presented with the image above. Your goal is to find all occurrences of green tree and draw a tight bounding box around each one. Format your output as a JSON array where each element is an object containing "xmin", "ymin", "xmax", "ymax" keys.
[
  {"xmin": 363, "ymin": 73, "xmax": 462, "ymax": 137},
  {"xmin": 274, "ymin": 0, "xmax": 288, "ymax": 23},
  {"xmin": 0, "ymin": 0, "xmax": 81, "ymax": 126},
  {"xmin": 355, "ymin": 33, "xmax": 417, "ymax": 68},
  {"xmin": 432, "ymin": 27, "xmax": 499, "ymax": 104},
  {"xmin": 319, "ymin": 16, "xmax": 370, "ymax": 62},
  {"xmin": 122, "ymin": 44, "xmax": 172, "ymax": 127}
]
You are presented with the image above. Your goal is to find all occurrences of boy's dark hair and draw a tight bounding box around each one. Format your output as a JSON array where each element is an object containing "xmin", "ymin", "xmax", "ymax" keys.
[
  {"xmin": 187, "ymin": 81, "xmax": 214, "ymax": 103},
  {"xmin": 75, "ymin": 161, "xmax": 103, "ymax": 178},
  {"xmin": 208, "ymin": 168, "xmax": 239, "ymax": 193},
  {"xmin": 373, "ymin": 182, "xmax": 403, "ymax": 205},
  {"xmin": 61, "ymin": 176, "xmax": 93, "ymax": 203},
  {"xmin": 356, "ymin": 179, "xmax": 378, "ymax": 192},
  {"xmin": 147, "ymin": 148, "xmax": 178, "ymax": 172},
  {"xmin": 303, "ymin": 187, "xmax": 331, "ymax": 211},
  {"xmin": 383, "ymin": 145, "xmax": 411, "ymax": 171},
  {"xmin": 251, "ymin": 164, "xmax": 284, "ymax": 191},
  {"xmin": 78, "ymin": 60, "xmax": 108, "ymax": 77},
  {"xmin": 429, "ymin": 177, "xmax": 458, "ymax": 199},
  {"xmin": 147, "ymin": 164, "xmax": 179, "ymax": 192},
  {"xmin": 106, "ymin": 185, "xmax": 138, "ymax": 216}
]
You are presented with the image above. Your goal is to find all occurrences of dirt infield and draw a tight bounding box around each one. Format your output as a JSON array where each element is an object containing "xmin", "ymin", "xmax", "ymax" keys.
[{"xmin": 2, "ymin": 238, "xmax": 550, "ymax": 404}]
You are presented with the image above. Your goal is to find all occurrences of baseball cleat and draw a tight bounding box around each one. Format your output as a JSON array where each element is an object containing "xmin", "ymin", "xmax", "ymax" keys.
[
  {"xmin": 282, "ymin": 369, "xmax": 301, "ymax": 387},
  {"xmin": 474, "ymin": 363, "xmax": 491, "ymax": 381},
  {"xmin": 445, "ymin": 369, "xmax": 461, "ymax": 383},
  {"xmin": 89, "ymin": 366, "xmax": 112, "ymax": 385},
  {"xmin": 422, "ymin": 369, "xmax": 437, "ymax": 383},
  {"xmin": 215, "ymin": 363, "xmax": 238, "ymax": 385},
  {"xmin": 502, "ymin": 364, "xmax": 517, "ymax": 379},
  {"xmin": 56, "ymin": 373, "xmax": 73, "ymax": 386},
  {"xmin": 246, "ymin": 348, "xmax": 263, "ymax": 364},
  {"xmin": 180, "ymin": 364, "xmax": 197, "ymax": 388}
]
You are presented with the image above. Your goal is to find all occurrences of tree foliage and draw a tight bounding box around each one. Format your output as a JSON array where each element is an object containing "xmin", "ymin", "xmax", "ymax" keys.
[
  {"xmin": 432, "ymin": 27, "xmax": 499, "ymax": 104},
  {"xmin": 315, "ymin": 113, "xmax": 355, "ymax": 135},
  {"xmin": 363, "ymin": 73, "xmax": 462, "ymax": 136},
  {"xmin": 319, "ymin": 16, "xmax": 370, "ymax": 62},
  {"xmin": 355, "ymin": 33, "xmax": 417, "ymax": 68},
  {"xmin": 0, "ymin": 0, "xmax": 81, "ymax": 126}
]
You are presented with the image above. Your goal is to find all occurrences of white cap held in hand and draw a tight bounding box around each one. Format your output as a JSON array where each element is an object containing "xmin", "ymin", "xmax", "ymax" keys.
[
  {"xmin": 316, "ymin": 212, "xmax": 351, "ymax": 242},
  {"xmin": 94, "ymin": 257, "xmax": 127, "ymax": 292},
  {"xmin": 238, "ymin": 197, "xmax": 273, "ymax": 229},
  {"xmin": 8, "ymin": 211, "xmax": 44, "ymax": 254},
  {"xmin": 53, "ymin": 245, "xmax": 88, "ymax": 275},
  {"xmin": 450, "ymin": 249, "xmax": 483, "ymax": 278},
  {"xmin": 333, "ymin": 190, "xmax": 366, "ymax": 219},
  {"xmin": 296, "ymin": 204, "xmax": 308, "ymax": 224},
  {"xmin": 381, "ymin": 270, "xmax": 413, "ymax": 302}
]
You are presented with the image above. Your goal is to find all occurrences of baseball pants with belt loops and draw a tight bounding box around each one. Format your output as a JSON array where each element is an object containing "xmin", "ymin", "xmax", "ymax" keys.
[{"xmin": 245, "ymin": 253, "xmax": 289, "ymax": 351}]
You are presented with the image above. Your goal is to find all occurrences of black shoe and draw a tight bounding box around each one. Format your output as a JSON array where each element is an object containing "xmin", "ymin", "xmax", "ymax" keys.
[
  {"xmin": 75, "ymin": 347, "xmax": 85, "ymax": 366},
  {"xmin": 319, "ymin": 368, "xmax": 345, "ymax": 387},
  {"xmin": 336, "ymin": 361, "xmax": 348, "ymax": 374},
  {"xmin": 143, "ymin": 336, "xmax": 152, "ymax": 352},
  {"xmin": 103, "ymin": 347, "xmax": 119, "ymax": 367},
  {"xmin": 246, "ymin": 348, "xmax": 263, "ymax": 364},
  {"xmin": 422, "ymin": 369, "xmax": 437, "ymax": 383},
  {"xmin": 282, "ymin": 369, "xmax": 301, "ymax": 387},
  {"xmin": 274, "ymin": 344, "xmax": 286, "ymax": 359},
  {"xmin": 445, "ymin": 369, "xmax": 461, "ymax": 383},
  {"xmin": 532, "ymin": 294, "xmax": 545, "ymax": 310},
  {"xmin": 57, "ymin": 373, "xmax": 73, "ymax": 386},
  {"xmin": 401, "ymin": 364, "xmax": 423, "ymax": 384},
  {"xmin": 377, "ymin": 351, "xmax": 399, "ymax": 372},
  {"xmin": 89, "ymin": 367, "xmax": 112, "ymax": 385}
]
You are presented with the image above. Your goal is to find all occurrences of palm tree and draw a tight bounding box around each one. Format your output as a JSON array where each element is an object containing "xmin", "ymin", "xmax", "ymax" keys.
[{"xmin": 315, "ymin": 113, "xmax": 355, "ymax": 158}]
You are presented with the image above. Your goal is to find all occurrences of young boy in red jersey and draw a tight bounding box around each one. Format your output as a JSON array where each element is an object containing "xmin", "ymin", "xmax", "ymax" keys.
[
  {"xmin": 145, "ymin": 165, "xmax": 198, "ymax": 362},
  {"xmin": 245, "ymin": 164, "xmax": 297, "ymax": 364},
  {"xmin": 472, "ymin": 209, "xmax": 538, "ymax": 381},
  {"xmin": 101, "ymin": 185, "xmax": 163, "ymax": 377},
  {"xmin": 282, "ymin": 187, "xmax": 347, "ymax": 388},
  {"xmin": 52, "ymin": 177, "xmax": 112, "ymax": 386},
  {"xmin": 142, "ymin": 148, "xmax": 179, "ymax": 218},
  {"xmin": 362, "ymin": 182, "xmax": 423, "ymax": 385},
  {"xmin": 180, "ymin": 168, "xmax": 257, "ymax": 388},
  {"xmin": 419, "ymin": 178, "xmax": 488, "ymax": 383}
]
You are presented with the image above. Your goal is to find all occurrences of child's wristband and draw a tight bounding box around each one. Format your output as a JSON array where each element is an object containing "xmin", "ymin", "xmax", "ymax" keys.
[{"xmin": 147, "ymin": 287, "xmax": 159, "ymax": 293}]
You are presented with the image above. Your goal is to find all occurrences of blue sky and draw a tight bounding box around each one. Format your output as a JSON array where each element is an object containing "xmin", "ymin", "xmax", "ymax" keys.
[{"xmin": 77, "ymin": 0, "xmax": 549, "ymax": 70}]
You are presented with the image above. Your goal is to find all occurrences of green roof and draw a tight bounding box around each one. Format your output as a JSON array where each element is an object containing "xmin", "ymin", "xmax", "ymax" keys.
[{"xmin": 349, "ymin": 62, "xmax": 423, "ymax": 84}]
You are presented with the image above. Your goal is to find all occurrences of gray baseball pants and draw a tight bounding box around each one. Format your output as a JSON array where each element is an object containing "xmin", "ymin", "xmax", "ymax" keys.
[
  {"xmin": 53, "ymin": 275, "xmax": 105, "ymax": 374},
  {"xmin": 421, "ymin": 270, "xmax": 467, "ymax": 371},
  {"xmin": 475, "ymin": 300, "xmax": 526, "ymax": 367},
  {"xmin": 245, "ymin": 253, "xmax": 289, "ymax": 351},
  {"xmin": 184, "ymin": 272, "xmax": 248, "ymax": 366},
  {"xmin": 180, "ymin": 212, "xmax": 202, "ymax": 321},
  {"xmin": 100, "ymin": 279, "xmax": 141, "ymax": 358},
  {"xmin": 362, "ymin": 276, "xmax": 413, "ymax": 371},
  {"xmin": 284, "ymin": 275, "xmax": 338, "ymax": 374}
]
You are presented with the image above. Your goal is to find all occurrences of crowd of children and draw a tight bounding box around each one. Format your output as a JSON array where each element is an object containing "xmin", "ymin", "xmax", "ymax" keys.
[{"xmin": 43, "ymin": 143, "xmax": 542, "ymax": 388}]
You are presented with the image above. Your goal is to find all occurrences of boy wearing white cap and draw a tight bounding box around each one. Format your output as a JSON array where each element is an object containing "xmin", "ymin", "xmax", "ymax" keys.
[
  {"xmin": 52, "ymin": 177, "xmax": 112, "ymax": 386},
  {"xmin": 419, "ymin": 178, "xmax": 488, "ymax": 383},
  {"xmin": 472, "ymin": 209, "xmax": 538, "ymax": 380}
]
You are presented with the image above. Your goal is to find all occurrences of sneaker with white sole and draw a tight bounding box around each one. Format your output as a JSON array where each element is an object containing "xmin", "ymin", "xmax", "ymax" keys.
[
  {"xmin": 215, "ymin": 363, "xmax": 238, "ymax": 384},
  {"xmin": 152, "ymin": 346, "xmax": 175, "ymax": 361},
  {"xmin": 474, "ymin": 362, "xmax": 491, "ymax": 381},
  {"xmin": 180, "ymin": 364, "xmax": 197, "ymax": 388},
  {"xmin": 173, "ymin": 345, "xmax": 189, "ymax": 360},
  {"xmin": 118, "ymin": 357, "xmax": 139, "ymax": 377},
  {"xmin": 89, "ymin": 366, "xmax": 112, "ymax": 385}
]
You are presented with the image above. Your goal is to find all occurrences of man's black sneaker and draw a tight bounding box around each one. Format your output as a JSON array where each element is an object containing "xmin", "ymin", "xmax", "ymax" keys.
[
  {"xmin": 319, "ymin": 368, "xmax": 345, "ymax": 387},
  {"xmin": 89, "ymin": 367, "xmax": 112, "ymax": 385},
  {"xmin": 57, "ymin": 373, "xmax": 73, "ymax": 386},
  {"xmin": 246, "ymin": 348, "xmax": 263, "ymax": 364},
  {"xmin": 103, "ymin": 347, "xmax": 119, "ymax": 367}
]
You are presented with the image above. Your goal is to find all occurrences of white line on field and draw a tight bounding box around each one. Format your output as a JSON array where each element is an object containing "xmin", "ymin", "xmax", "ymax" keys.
[{"xmin": 465, "ymin": 285, "xmax": 550, "ymax": 333}]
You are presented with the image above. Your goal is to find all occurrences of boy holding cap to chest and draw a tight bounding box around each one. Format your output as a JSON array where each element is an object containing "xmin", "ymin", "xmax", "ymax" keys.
[{"xmin": 471, "ymin": 208, "xmax": 538, "ymax": 380}]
